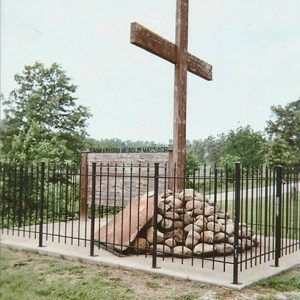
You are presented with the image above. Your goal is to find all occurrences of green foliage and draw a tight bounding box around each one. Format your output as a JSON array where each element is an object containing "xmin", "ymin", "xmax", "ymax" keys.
[
  {"xmin": 266, "ymin": 99, "xmax": 300, "ymax": 166},
  {"xmin": 188, "ymin": 135, "xmax": 226, "ymax": 167},
  {"xmin": 0, "ymin": 62, "xmax": 91, "ymax": 163},
  {"xmin": 185, "ymin": 150, "xmax": 200, "ymax": 174},
  {"xmin": 220, "ymin": 126, "xmax": 266, "ymax": 169}
]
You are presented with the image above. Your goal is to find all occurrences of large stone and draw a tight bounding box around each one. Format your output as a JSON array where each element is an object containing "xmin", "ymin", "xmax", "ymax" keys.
[
  {"xmin": 227, "ymin": 236, "xmax": 234, "ymax": 245},
  {"xmin": 131, "ymin": 237, "xmax": 150, "ymax": 254},
  {"xmin": 156, "ymin": 214, "xmax": 163, "ymax": 224},
  {"xmin": 164, "ymin": 211, "xmax": 180, "ymax": 220},
  {"xmin": 160, "ymin": 190, "xmax": 173, "ymax": 198},
  {"xmin": 192, "ymin": 208, "xmax": 203, "ymax": 216},
  {"xmin": 195, "ymin": 215, "xmax": 207, "ymax": 223},
  {"xmin": 205, "ymin": 206, "xmax": 215, "ymax": 216},
  {"xmin": 173, "ymin": 228, "xmax": 184, "ymax": 244},
  {"xmin": 147, "ymin": 227, "xmax": 164, "ymax": 244},
  {"xmin": 173, "ymin": 246, "xmax": 192, "ymax": 257},
  {"xmin": 200, "ymin": 231, "xmax": 214, "ymax": 244},
  {"xmin": 186, "ymin": 200, "xmax": 203, "ymax": 211},
  {"xmin": 182, "ymin": 212, "xmax": 193, "ymax": 225},
  {"xmin": 214, "ymin": 232, "xmax": 226, "ymax": 243},
  {"xmin": 215, "ymin": 243, "xmax": 234, "ymax": 255},
  {"xmin": 206, "ymin": 222, "xmax": 221, "ymax": 233},
  {"xmin": 150, "ymin": 244, "xmax": 171, "ymax": 256},
  {"xmin": 158, "ymin": 202, "xmax": 171, "ymax": 214},
  {"xmin": 174, "ymin": 221, "xmax": 184, "ymax": 229},
  {"xmin": 184, "ymin": 224, "xmax": 202, "ymax": 234},
  {"xmin": 239, "ymin": 238, "xmax": 253, "ymax": 251},
  {"xmin": 252, "ymin": 235, "xmax": 259, "ymax": 247},
  {"xmin": 195, "ymin": 193, "xmax": 205, "ymax": 201},
  {"xmin": 182, "ymin": 193, "xmax": 194, "ymax": 202},
  {"xmin": 95, "ymin": 193, "xmax": 155, "ymax": 251},
  {"xmin": 185, "ymin": 231, "xmax": 200, "ymax": 249},
  {"xmin": 160, "ymin": 219, "xmax": 174, "ymax": 231},
  {"xmin": 194, "ymin": 220, "xmax": 206, "ymax": 230},
  {"xmin": 239, "ymin": 227, "xmax": 254, "ymax": 239},
  {"xmin": 175, "ymin": 208, "xmax": 185, "ymax": 214},
  {"xmin": 165, "ymin": 195, "xmax": 176, "ymax": 204},
  {"xmin": 165, "ymin": 238, "xmax": 177, "ymax": 248},
  {"xmin": 207, "ymin": 215, "xmax": 218, "ymax": 222},
  {"xmin": 193, "ymin": 243, "xmax": 214, "ymax": 255},
  {"xmin": 224, "ymin": 224, "xmax": 234, "ymax": 236},
  {"xmin": 169, "ymin": 198, "xmax": 183, "ymax": 209},
  {"xmin": 179, "ymin": 189, "xmax": 195, "ymax": 200}
]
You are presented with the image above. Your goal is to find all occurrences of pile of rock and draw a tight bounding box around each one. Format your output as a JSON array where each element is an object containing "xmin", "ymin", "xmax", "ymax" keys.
[{"xmin": 131, "ymin": 189, "xmax": 258, "ymax": 257}]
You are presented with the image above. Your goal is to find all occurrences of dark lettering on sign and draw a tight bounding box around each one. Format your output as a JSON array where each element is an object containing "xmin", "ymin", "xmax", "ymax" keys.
[{"xmin": 86, "ymin": 147, "xmax": 169, "ymax": 154}]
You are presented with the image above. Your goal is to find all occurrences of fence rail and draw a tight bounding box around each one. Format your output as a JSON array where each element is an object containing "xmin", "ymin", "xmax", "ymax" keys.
[{"xmin": 0, "ymin": 161, "xmax": 299, "ymax": 284}]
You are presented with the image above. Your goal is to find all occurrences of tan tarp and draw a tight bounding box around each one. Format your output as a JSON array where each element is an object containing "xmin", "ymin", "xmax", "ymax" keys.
[{"xmin": 94, "ymin": 193, "xmax": 154, "ymax": 251}]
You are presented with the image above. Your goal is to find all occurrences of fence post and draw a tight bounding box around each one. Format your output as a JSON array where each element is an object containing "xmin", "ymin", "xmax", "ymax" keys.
[
  {"xmin": 275, "ymin": 166, "xmax": 283, "ymax": 267},
  {"xmin": 80, "ymin": 152, "xmax": 88, "ymax": 221},
  {"xmin": 152, "ymin": 163, "xmax": 159, "ymax": 268},
  {"xmin": 90, "ymin": 162, "xmax": 96, "ymax": 256},
  {"xmin": 233, "ymin": 162, "xmax": 241, "ymax": 284},
  {"xmin": 38, "ymin": 161, "xmax": 45, "ymax": 247}
]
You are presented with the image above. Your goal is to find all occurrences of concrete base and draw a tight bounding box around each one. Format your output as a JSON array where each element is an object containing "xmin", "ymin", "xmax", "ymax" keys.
[{"xmin": 1, "ymin": 232, "xmax": 299, "ymax": 290}]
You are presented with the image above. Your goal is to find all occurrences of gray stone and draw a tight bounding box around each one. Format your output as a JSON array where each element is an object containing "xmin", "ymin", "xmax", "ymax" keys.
[
  {"xmin": 215, "ymin": 243, "xmax": 234, "ymax": 255},
  {"xmin": 184, "ymin": 224, "xmax": 202, "ymax": 233},
  {"xmin": 193, "ymin": 243, "xmax": 214, "ymax": 255},
  {"xmin": 214, "ymin": 232, "xmax": 226, "ymax": 243},
  {"xmin": 174, "ymin": 220, "xmax": 184, "ymax": 229},
  {"xmin": 150, "ymin": 244, "xmax": 171, "ymax": 256},
  {"xmin": 186, "ymin": 200, "xmax": 203, "ymax": 211},
  {"xmin": 185, "ymin": 231, "xmax": 200, "ymax": 249},
  {"xmin": 205, "ymin": 206, "xmax": 215, "ymax": 216},
  {"xmin": 164, "ymin": 211, "xmax": 180, "ymax": 220},
  {"xmin": 158, "ymin": 202, "xmax": 171, "ymax": 214},
  {"xmin": 160, "ymin": 219, "xmax": 173, "ymax": 231},
  {"xmin": 224, "ymin": 224, "xmax": 234, "ymax": 236},
  {"xmin": 169, "ymin": 198, "xmax": 183, "ymax": 209},
  {"xmin": 156, "ymin": 214, "xmax": 163, "ymax": 224},
  {"xmin": 200, "ymin": 231, "xmax": 214, "ymax": 244},
  {"xmin": 173, "ymin": 246, "xmax": 192, "ymax": 256},
  {"xmin": 147, "ymin": 227, "xmax": 164, "ymax": 244},
  {"xmin": 192, "ymin": 208, "xmax": 203, "ymax": 216},
  {"xmin": 182, "ymin": 212, "xmax": 193, "ymax": 225},
  {"xmin": 206, "ymin": 222, "xmax": 221, "ymax": 233},
  {"xmin": 165, "ymin": 238, "xmax": 177, "ymax": 248}
]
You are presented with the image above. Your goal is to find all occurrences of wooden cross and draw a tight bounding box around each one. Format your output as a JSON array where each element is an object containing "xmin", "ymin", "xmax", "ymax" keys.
[{"xmin": 130, "ymin": 0, "xmax": 212, "ymax": 191}]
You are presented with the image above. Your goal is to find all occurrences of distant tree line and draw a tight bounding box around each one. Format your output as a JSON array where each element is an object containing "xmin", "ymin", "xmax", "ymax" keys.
[{"xmin": 0, "ymin": 62, "xmax": 299, "ymax": 168}]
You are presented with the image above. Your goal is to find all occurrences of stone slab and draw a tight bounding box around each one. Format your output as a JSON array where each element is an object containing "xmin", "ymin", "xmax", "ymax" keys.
[{"xmin": 94, "ymin": 193, "xmax": 154, "ymax": 251}]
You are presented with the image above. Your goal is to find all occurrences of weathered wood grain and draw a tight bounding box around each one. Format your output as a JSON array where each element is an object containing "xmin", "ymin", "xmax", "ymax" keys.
[{"xmin": 130, "ymin": 22, "xmax": 212, "ymax": 81}]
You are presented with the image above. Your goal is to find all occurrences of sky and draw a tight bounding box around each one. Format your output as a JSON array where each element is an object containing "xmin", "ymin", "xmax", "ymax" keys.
[{"xmin": 1, "ymin": 0, "xmax": 300, "ymax": 143}]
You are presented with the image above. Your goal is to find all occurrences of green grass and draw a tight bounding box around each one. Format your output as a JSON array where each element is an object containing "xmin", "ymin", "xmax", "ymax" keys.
[
  {"xmin": 0, "ymin": 248, "xmax": 299, "ymax": 300},
  {"xmin": 0, "ymin": 248, "xmax": 133, "ymax": 300}
]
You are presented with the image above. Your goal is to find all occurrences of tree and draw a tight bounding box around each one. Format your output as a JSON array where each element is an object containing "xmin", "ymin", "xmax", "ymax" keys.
[
  {"xmin": 266, "ymin": 99, "xmax": 300, "ymax": 166},
  {"xmin": 220, "ymin": 126, "xmax": 266, "ymax": 168},
  {"xmin": 0, "ymin": 62, "xmax": 91, "ymax": 163},
  {"xmin": 204, "ymin": 135, "xmax": 226, "ymax": 166}
]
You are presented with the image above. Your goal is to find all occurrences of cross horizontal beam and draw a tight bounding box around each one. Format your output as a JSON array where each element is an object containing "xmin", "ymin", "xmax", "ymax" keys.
[{"xmin": 130, "ymin": 22, "xmax": 212, "ymax": 81}]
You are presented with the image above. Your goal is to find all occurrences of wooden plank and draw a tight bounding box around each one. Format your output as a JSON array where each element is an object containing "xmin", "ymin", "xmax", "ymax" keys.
[
  {"xmin": 130, "ymin": 22, "xmax": 212, "ymax": 81},
  {"xmin": 173, "ymin": 0, "xmax": 189, "ymax": 191},
  {"xmin": 80, "ymin": 152, "xmax": 88, "ymax": 220},
  {"xmin": 130, "ymin": 22, "xmax": 176, "ymax": 64},
  {"xmin": 94, "ymin": 193, "xmax": 154, "ymax": 251}
]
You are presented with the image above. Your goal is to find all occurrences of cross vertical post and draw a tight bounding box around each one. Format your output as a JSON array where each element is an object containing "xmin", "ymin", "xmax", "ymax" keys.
[
  {"xmin": 173, "ymin": 0, "xmax": 189, "ymax": 191},
  {"xmin": 130, "ymin": 0, "xmax": 212, "ymax": 191}
]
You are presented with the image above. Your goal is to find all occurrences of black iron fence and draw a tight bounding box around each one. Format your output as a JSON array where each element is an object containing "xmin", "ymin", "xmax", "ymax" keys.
[{"xmin": 0, "ymin": 161, "xmax": 299, "ymax": 284}]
